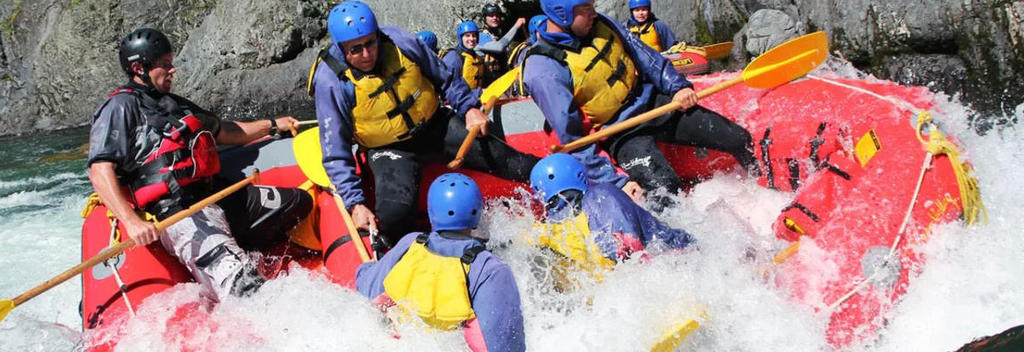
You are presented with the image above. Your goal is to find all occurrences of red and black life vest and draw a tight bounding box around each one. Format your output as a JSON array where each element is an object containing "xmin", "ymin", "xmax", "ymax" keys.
[{"xmin": 104, "ymin": 88, "xmax": 221, "ymax": 216}]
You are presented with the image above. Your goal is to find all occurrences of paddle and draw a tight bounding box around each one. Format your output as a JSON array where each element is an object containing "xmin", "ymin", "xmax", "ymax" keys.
[
  {"xmin": 701, "ymin": 42, "xmax": 733, "ymax": 60},
  {"xmin": 0, "ymin": 172, "xmax": 259, "ymax": 324},
  {"xmin": 551, "ymin": 31, "xmax": 829, "ymax": 153},
  {"xmin": 292, "ymin": 127, "xmax": 373, "ymax": 263},
  {"xmin": 447, "ymin": 67, "xmax": 521, "ymax": 169}
]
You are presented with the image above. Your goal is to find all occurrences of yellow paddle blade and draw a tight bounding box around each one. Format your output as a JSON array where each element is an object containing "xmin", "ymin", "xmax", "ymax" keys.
[
  {"xmin": 481, "ymin": 67, "xmax": 520, "ymax": 105},
  {"xmin": 742, "ymin": 31, "xmax": 828, "ymax": 89},
  {"xmin": 651, "ymin": 319, "xmax": 700, "ymax": 352},
  {"xmin": 701, "ymin": 42, "xmax": 733, "ymax": 60},
  {"xmin": 0, "ymin": 299, "xmax": 14, "ymax": 323},
  {"xmin": 293, "ymin": 127, "xmax": 331, "ymax": 188}
]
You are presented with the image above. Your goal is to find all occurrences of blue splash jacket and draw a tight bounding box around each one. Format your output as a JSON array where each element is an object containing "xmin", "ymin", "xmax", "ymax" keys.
[
  {"xmin": 625, "ymin": 16, "xmax": 678, "ymax": 52},
  {"xmin": 356, "ymin": 232, "xmax": 526, "ymax": 352},
  {"xmin": 522, "ymin": 14, "xmax": 692, "ymax": 187},
  {"xmin": 312, "ymin": 26, "xmax": 481, "ymax": 207},
  {"xmin": 548, "ymin": 183, "xmax": 694, "ymax": 261}
]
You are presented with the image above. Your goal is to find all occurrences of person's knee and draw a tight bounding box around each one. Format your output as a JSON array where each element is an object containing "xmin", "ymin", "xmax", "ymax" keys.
[{"xmin": 375, "ymin": 198, "xmax": 416, "ymax": 244}]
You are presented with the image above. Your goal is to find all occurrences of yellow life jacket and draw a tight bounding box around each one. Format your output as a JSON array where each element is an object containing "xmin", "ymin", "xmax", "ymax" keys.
[
  {"xmin": 459, "ymin": 50, "xmax": 485, "ymax": 90},
  {"xmin": 524, "ymin": 21, "xmax": 638, "ymax": 125},
  {"xmin": 628, "ymin": 21, "xmax": 663, "ymax": 52},
  {"xmin": 382, "ymin": 233, "xmax": 483, "ymax": 330},
  {"xmin": 531, "ymin": 211, "xmax": 615, "ymax": 276},
  {"xmin": 308, "ymin": 40, "xmax": 440, "ymax": 148}
]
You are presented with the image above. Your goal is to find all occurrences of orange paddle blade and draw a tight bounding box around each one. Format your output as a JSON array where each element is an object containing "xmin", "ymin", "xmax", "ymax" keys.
[{"xmin": 742, "ymin": 31, "xmax": 828, "ymax": 89}]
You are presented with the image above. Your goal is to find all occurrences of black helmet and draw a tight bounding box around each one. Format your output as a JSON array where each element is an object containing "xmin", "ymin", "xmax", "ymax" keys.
[
  {"xmin": 482, "ymin": 3, "xmax": 502, "ymax": 16},
  {"xmin": 118, "ymin": 28, "xmax": 173, "ymax": 77}
]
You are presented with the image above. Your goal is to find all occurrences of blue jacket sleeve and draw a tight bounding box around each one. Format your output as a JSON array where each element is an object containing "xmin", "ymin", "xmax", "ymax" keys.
[
  {"xmin": 354, "ymin": 233, "xmax": 418, "ymax": 298},
  {"xmin": 653, "ymin": 20, "xmax": 677, "ymax": 52},
  {"xmin": 468, "ymin": 253, "xmax": 526, "ymax": 352},
  {"xmin": 442, "ymin": 50, "xmax": 463, "ymax": 83},
  {"xmin": 523, "ymin": 55, "xmax": 629, "ymax": 188},
  {"xmin": 385, "ymin": 27, "xmax": 481, "ymax": 117},
  {"xmin": 607, "ymin": 16, "xmax": 691, "ymax": 95},
  {"xmin": 583, "ymin": 183, "xmax": 694, "ymax": 258},
  {"xmin": 313, "ymin": 54, "xmax": 366, "ymax": 207}
]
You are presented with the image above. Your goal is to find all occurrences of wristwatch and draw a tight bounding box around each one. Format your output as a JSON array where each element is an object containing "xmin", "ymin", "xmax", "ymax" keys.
[{"xmin": 267, "ymin": 118, "xmax": 279, "ymax": 137}]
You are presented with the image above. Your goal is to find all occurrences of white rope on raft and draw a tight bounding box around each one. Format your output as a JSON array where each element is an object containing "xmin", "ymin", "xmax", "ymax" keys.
[{"xmin": 802, "ymin": 74, "xmax": 984, "ymax": 312}]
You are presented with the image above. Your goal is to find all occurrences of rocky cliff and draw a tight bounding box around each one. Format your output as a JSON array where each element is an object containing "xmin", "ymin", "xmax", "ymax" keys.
[{"xmin": 0, "ymin": 0, "xmax": 1020, "ymax": 136}]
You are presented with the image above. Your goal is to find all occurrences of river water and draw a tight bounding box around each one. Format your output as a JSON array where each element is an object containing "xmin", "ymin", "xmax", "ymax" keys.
[{"xmin": 0, "ymin": 71, "xmax": 1023, "ymax": 351}]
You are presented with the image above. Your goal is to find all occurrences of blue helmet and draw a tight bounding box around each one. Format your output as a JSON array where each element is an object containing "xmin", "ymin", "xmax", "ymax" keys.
[
  {"xmin": 528, "ymin": 15, "xmax": 548, "ymax": 41},
  {"xmin": 428, "ymin": 173, "xmax": 484, "ymax": 231},
  {"xmin": 457, "ymin": 20, "xmax": 479, "ymax": 38},
  {"xmin": 629, "ymin": 0, "xmax": 651, "ymax": 10},
  {"xmin": 416, "ymin": 31, "xmax": 438, "ymax": 51},
  {"xmin": 530, "ymin": 153, "xmax": 589, "ymax": 201},
  {"xmin": 541, "ymin": 0, "xmax": 591, "ymax": 27},
  {"xmin": 327, "ymin": 1, "xmax": 379, "ymax": 44}
]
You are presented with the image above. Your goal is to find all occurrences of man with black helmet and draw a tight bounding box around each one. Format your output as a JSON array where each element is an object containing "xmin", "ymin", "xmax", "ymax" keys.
[
  {"xmin": 477, "ymin": 3, "xmax": 524, "ymax": 85},
  {"xmin": 88, "ymin": 28, "xmax": 313, "ymax": 301}
]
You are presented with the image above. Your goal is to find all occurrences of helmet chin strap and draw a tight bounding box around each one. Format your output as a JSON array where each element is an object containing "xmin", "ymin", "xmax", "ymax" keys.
[{"xmin": 132, "ymin": 64, "xmax": 158, "ymax": 92}]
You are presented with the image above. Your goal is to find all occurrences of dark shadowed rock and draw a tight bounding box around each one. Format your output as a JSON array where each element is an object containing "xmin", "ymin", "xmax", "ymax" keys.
[{"xmin": 0, "ymin": 0, "xmax": 1020, "ymax": 136}]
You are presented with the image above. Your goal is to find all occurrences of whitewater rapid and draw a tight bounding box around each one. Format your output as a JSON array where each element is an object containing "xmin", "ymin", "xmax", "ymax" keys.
[{"xmin": 1, "ymin": 70, "xmax": 1022, "ymax": 351}]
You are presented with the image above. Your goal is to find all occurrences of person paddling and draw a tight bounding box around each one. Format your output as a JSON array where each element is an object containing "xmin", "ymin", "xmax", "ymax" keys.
[
  {"xmin": 625, "ymin": 0, "xmax": 677, "ymax": 52},
  {"xmin": 529, "ymin": 154, "xmax": 694, "ymax": 273},
  {"xmin": 87, "ymin": 28, "xmax": 312, "ymax": 301},
  {"xmin": 522, "ymin": 0, "xmax": 758, "ymax": 210},
  {"xmin": 309, "ymin": 1, "xmax": 539, "ymax": 248},
  {"xmin": 355, "ymin": 173, "xmax": 525, "ymax": 352}
]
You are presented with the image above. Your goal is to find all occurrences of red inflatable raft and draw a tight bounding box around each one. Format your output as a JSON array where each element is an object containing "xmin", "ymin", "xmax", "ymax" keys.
[{"xmin": 79, "ymin": 71, "xmax": 982, "ymax": 349}]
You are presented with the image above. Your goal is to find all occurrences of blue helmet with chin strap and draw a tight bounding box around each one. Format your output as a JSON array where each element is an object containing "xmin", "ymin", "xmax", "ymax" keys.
[
  {"xmin": 629, "ymin": 0, "xmax": 651, "ymax": 10},
  {"xmin": 327, "ymin": 1, "xmax": 379, "ymax": 44},
  {"xmin": 428, "ymin": 173, "xmax": 484, "ymax": 231},
  {"xmin": 528, "ymin": 15, "xmax": 548, "ymax": 41},
  {"xmin": 541, "ymin": 0, "xmax": 592, "ymax": 27},
  {"xmin": 530, "ymin": 153, "xmax": 589, "ymax": 202},
  {"xmin": 456, "ymin": 20, "xmax": 479, "ymax": 38},
  {"xmin": 416, "ymin": 31, "xmax": 438, "ymax": 51}
]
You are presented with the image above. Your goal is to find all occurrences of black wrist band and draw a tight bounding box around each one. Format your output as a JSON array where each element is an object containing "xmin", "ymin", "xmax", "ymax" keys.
[{"xmin": 267, "ymin": 118, "xmax": 278, "ymax": 137}]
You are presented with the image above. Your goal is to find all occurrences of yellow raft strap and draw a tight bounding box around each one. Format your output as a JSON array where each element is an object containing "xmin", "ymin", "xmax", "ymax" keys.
[{"xmin": 915, "ymin": 111, "xmax": 988, "ymax": 225}]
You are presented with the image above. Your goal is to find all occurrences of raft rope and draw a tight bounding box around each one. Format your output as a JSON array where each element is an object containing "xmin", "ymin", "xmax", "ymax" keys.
[
  {"xmin": 804, "ymin": 75, "xmax": 988, "ymax": 311},
  {"xmin": 105, "ymin": 218, "xmax": 136, "ymax": 317}
]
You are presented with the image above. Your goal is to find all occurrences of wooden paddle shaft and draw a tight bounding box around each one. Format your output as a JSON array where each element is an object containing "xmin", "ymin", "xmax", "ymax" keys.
[
  {"xmin": 329, "ymin": 186, "xmax": 372, "ymax": 263},
  {"xmin": 447, "ymin": 126, "xmax": 480, "ymax": 169},
  {"xmin": 553, "ymin": 76, "xmax": 744, "ymax": 153},
  {"xmin": 8, "ymin": 173, "xmax": 259, "ymax": 307},
  {"xmin": 447, "ymin": 99, "xmax": 498, "ymax": 170},
  {"xmin": 295, "ymin": 120, "xmax": 319, "ymax": 127}
]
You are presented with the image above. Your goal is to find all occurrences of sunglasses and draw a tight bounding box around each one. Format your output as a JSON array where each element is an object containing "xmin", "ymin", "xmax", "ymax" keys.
[{"xmin": 344, "ymin": 37, "xmax": 378, "ymax": 56}]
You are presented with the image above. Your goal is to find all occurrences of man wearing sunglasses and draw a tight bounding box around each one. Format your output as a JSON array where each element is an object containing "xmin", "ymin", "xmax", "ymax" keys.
[{"xmin": 310, "ymin": 1, "xmax": 539, "ymax": 248}]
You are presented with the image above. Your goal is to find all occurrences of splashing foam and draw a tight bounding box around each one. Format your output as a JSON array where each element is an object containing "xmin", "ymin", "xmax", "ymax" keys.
[{"xmin": 4, "ymin": 64, "xmax": 1024, "ymax": 352}]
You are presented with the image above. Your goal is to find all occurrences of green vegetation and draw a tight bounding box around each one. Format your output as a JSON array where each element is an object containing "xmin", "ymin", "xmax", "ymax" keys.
[{"xmin": 2, "ymin": 0, "xmax": 22, "ymax": 38}]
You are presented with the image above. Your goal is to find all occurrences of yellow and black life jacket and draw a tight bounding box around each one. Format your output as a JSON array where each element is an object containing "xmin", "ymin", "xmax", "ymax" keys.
[
  {"xmin": 307, "ymin": 40, "xmax": 440, "ymax": 148},
  {"xmin": 507, "ymin": 41, "xmax": 529, "ymax": 68},
  {"xmin": 382, "ymin": 233, "xmax": 485, "ymax": 329},
  {"xmin": 628, "ymin": 21, "xmax": 663, "ymax": 52},
  {"xmin": 531, "ymin": 212, "xmax": 615, "ymax": 276},
  {"xmin": 448, "ymin": 48, "xmax": 486, "ymax": 90},
  {"xmin": 524, "ymin": 21, "xmax": 639, "ymax": 125}
]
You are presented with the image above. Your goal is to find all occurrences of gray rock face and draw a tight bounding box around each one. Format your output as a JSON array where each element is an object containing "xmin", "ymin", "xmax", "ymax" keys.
[
  {"xmin": 744, "ymin": 9, "xmax": 800, "ymax": 56},
  {"xmin": 0, "ymin": 0, "xmax": 1020, "ymax": 136}
]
